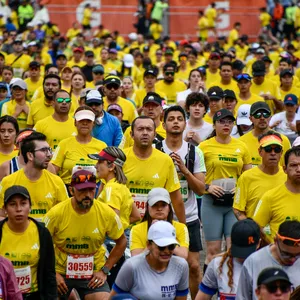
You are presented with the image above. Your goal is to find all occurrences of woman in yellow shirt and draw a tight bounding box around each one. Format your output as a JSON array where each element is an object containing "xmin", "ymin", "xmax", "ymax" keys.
[
  {"xmin": 70, "ymin": 72, "xmax": 86, "ymax": 115},
  {"xmin": 0, "ymin": 185, "xmax": 56, "ymax": 298},
  {"xmin": 130, "ymin": 187, "xmax": 189, "ymax": 260},
  {"xmin": 0, "ymin": 115, "xmax": 19, "ymax": 165}
]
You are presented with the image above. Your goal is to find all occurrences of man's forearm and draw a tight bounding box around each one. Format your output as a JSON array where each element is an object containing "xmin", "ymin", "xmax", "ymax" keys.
[
  {"xmin": 170, "ymin": 190, "xmax": 186, "ymax": 223},
  {"xmin": 105, "ymin": 234, "xmax": 127, "ymax": 270},
  {"xmin": 233, "ymin": 208, "xmax": 247, "ymax": 221}
]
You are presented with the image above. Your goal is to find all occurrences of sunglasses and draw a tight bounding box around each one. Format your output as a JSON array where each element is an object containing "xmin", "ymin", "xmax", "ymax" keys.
[
  {"xmin": 263, "ymin": 145, "xmax": 282, "ymax": 153},
  {"xmin": 156, "ymin": 244, "xmax": 177, "ymax": 251},
  {"xmin": 217, "ymin": 119, "xmax": 234, "ymax": 125},
  {"xmin": 165, "ymin": 71, "xmax": 175, "ymax": 76},
  {"xmin": 106, "ymin": 84, "xmax": 119, "ymax": 90},
  {"xmin": 277, "ymin": 240, "xmax": 300, "ymax": 260},
  {"xmin": 72, "ymin": 174, "xmax": 97, "ymax": 184},
  {"xmin": 252, "ymin": 112, "xmax": 271, "ymax": 119},
  {"xmin": 277, "ymin": 233, "xmax": 300, "ymax": 247},
  {"xmin": 56, "ymin": 97, "xmax": 71, "ymax": 103},
  {"xmin": 93, "ymin": 72, "xmax": 103, "ymax": 75},
  {"xmin": 237, "ymin": 73, "xmax": 252, "ymax": 81},
  {"xmin": 262, "ymin": 282, "xmax": 291, "ymax": 294}
]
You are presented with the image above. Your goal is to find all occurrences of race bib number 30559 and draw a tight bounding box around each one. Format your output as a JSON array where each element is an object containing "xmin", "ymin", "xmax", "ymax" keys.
[
  {"xmin": 66, "ymin": 255, "xmax": 94, "ymax": 279},
  {"xmin": 14, "ymin": 266, "xmax": 31, "ymax": 293}
]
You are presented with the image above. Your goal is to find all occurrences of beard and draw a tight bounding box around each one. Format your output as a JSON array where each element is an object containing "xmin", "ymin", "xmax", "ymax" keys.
[{"xmin": 76, "ymin": 197, "xmax": 94, "ymax": 209}]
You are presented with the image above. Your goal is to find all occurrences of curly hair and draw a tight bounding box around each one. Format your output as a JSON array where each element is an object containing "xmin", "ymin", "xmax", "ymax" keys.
[{"xmin": 218, "ymin": 248, "xmax": 234, "ymax": 292}]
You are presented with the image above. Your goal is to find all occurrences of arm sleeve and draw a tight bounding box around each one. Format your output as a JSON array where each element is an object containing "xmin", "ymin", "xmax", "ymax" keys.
[
  {"xmin": 236, "ymin": 265, "xmax": 253, "ymax": 300},
  {"xmin": 195, "ymin": 147, "xmax": 206, "ymax": 173},
  {"xmin": 176, "ymin": 260, "xmax": 189, "ymax": 296},
  {"xmin": 0, "ymin": 177, "xmax": 8, "ymax": 207},
  {"xmin": 129, "ymin": 224, "xmax": 146, "ymax": 251},
  {"xmin": 269, "ymin": 114, "xmax": 278, "ymax": 127},
  {"xmin": 105, "ymin": 185, "xmax": 122, "ymax": 211},
  {"xmin": 253, "ymin": 194, "xmax": 271, "ymax": 228},
  {"xmin": 113, "ymin": 260, "xmax": 134, "ymax": 293},
  {"xmin": 106, "ymin": 208, "xmax": 124, "ymax": 240},
  {"xmin": 55, "ymin": 178, "xmax": 68, "ymax": 204},
  {"xmin": 199, "ymin": 259, "xmax": 218, "ymax": 295},
  {"xmin": 50, "ymin": 142, "xmax": 65, "ymax": 168},
  {"xmin": 42, "ymin": 209, "xmax": 57, "ymax": 236},
  {"xmin": 233, "ymin": 174, "xmax": 247, "ymax": 212},
  {"xmin": 26, "ymin": 107, "xmax": 34, "ymax": 126},
  {"xmin": 1, "ymin": 103, "xmax": 8, "ymax": 116},
  {"xmin": 242, "ymin": 145, "xmax": 252, "ymax": 165},
  {"xmin": 175, "ymin": 223, "xmax": 189, "ymax": 248}
]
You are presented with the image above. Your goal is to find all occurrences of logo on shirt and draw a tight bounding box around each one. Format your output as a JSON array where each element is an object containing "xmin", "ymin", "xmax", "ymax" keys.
[
  {"xmin": 161, "ymin": 285, "xmax": 178, "ymax": 298},
  {"xmin": 31, "ymin": 243, "xmax": 39, "ymax": 250},
  {"xmin": 92, "ymin": 228, "xmax": 99, "ymax": 234},
  {"xmin": 235, "ymin": 148, "xmax": 241, "ymax": 153},
  {"xmin": 152, "ymin": 173, "xmax": 160, "ymax": 179},
  {"xmin": 45, "ymin": 192, "xmax": 53, "ymax": 199}
]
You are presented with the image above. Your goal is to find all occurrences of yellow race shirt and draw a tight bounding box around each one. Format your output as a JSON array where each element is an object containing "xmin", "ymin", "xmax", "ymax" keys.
[
  {"xmin": 130, "ymin": 220, "xmax": 189, "ymax": 251},
  {"xmin": 0, "ymin": 221, "xmax": 39, "ymax": 293},
  {"xmin": 103, "ymin": 96, "xmax": 138, "ymax": 124},
  {"xmin": 33, "ymin": 115, "xmax": 77, "ymax": 150},
  {"xmin": 253, "ymin": 183, "xmax": 300, "ymax": 242},
  {"xmin": 208, "ymin": 80, "xmax": 239, "ymax": 94},
  {"xmin": 280, "ymin": 86, "xmax": 300, "ymax": 104},
  {"xmin": 43, "ymin": 199, "xmax": 124, "ymax": 275},
  {"xmin": 175, "ymin": 67, "xmax": 192, "ymax": 83},
  {"xmin": 155, "ymin": 80, "xmax": 186, "ymax": 105},
  {"xmin": 119, "ymin": 122, "xmax": 166, "ymax": 149},
  {"xmin": 149, "ymin": 23, "xmax": 163, "ymax": 40},
  {"xmin": 123, "ymin": 147, "xmax": 180, "ymax": 216},
  {"xmin": 235, "ymin": 93, "xmax": 264, "ymax": 112},
  {"xmin": 271, "ymin": 74, "xmax": 300, "ymax": 88},
  {"xmin": 239, "ymin": 131, "xmax": 291, "ymax": 167},
  {"xmin": 206, "ymin": 69, "xmax": 221, "ymax": 88},
  {"xmin": 27, "ymin": 97, "xmax": 54, "ymax": 126},
  {"xmin": 228, "ymin": 28, "xmax": 239, "ymax": 47},
  {"xmin": 205, "ymin": 7, "xmax": 217, "ymax": 27},
  {"xmin": 1, "ymin": 100, "xmax": 31, "ymax": 130},
  {"xmin": 6, "ymin": 53, "xmax": 31, "ymax": 78},
  {"xmin": 51, "ymin": 136, "xmax": 107, "ymax": 184},
  {"xmin": 82, "ymin": 8, "xmax": 92, "ymax": 26},
  {"xmin": 0, "ymin": 169, "xmax": 68, "ymax": 220},
  {"xmin": 259, "ymin": 12, "xmax": 272, "ymax": 27},
  {"xmin": 98, "ymin": 178, "xmax": 133, "ymax": 229},
  {"xmin": 24, "ymin": 77, "xmax": 43, "ymax": 101},
  {"xmin": 66, "ymin": 28, "xmax": 82, "ymax": 40},
  {"xmin": 66, "ymin": 59, "xmax": 86, "ymax": 69},
  {"xmin": 233, "ymin": 166, "xmax": 286, "ymax": 217},
  {"xmin": 132, "ymin": 89, "xmax": 167, "ymax": 108},
  {"xmin": 198, "ymin": 16, "xmax": 209, "ymax": 40},
  {"xmin": 0, "ymin": 149, "xmax": 18, "ymax": 165},
  {"xmin": 199, "ymin": 137, "xmax": 252, "ymax": 184}
]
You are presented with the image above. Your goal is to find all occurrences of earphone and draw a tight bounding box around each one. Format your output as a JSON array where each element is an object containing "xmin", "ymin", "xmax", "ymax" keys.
[{"xmin": 95, "ymin": 116, "xmax": 103, "ymax": 125}]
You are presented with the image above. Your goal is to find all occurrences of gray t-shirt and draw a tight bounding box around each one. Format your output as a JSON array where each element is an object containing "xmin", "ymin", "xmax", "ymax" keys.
[
  {"xmin": 236, "ymin": 245, "xmax": 300, "ymax": 300},
  {"xmin": 113, "ymin": 252, "xmax": 189, "ymax": 299}
]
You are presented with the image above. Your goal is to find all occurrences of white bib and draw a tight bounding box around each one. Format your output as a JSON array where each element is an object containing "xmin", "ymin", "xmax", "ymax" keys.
[
  {"xmin": 14, "ymin": 266, "xmax": 31, "ymax": 293},
  {"xmin": 132, "ymin": 194, "xmax": 148, "ymax": 217},
  {"xmin": 13, "ymin": 68, "xmax": 24, "ymax": 78},
  {"xmin": 179, "ymin": 180, "xmax": 189, "ymax": 202},
  {"xmin": 66, "ymin": 254, "xmax": 94, "ymax": 279}
]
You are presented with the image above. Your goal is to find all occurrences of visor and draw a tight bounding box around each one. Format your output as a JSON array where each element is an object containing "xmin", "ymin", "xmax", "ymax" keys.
[
  {"xmin": 88, "ymin": 150, "xmax": 124, "ymax": 167},
  {"xmin": 259, "ymin": 135, "xmax": 283, "ymax": 148},
  {"xmin": 74, "ymin": 110, "xmax": 95, "ymax": 122}
]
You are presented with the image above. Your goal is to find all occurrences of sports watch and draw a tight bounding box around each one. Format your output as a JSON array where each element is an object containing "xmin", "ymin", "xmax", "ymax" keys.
[{"xmin": 101, "ymin": 266, "xmax": 110, "ymax": 275}]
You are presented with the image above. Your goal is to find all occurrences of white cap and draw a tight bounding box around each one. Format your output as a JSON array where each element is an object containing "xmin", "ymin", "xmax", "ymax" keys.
[
  {"xmin": 236, "ymin": 104, "xmax": 252, "ymax": 126},
  {"xmin": 86, "ymin": 90, "xmax": 103, "ymax": 104},
  {"xmin": 11, "ymin": 79, "xmax": 27, "ymax": 90},
  {"xmin": 128, "ymin": 32, "xmax": 137, "ymax": 41},
  {"xmin": 27, "ymin": 41, "xmax": 37, "ymax": 47},
  {"xmin": 147, "ymin": 188, "xmax": 171, "ymax": 206},
  {"xmin": 292, "ymin": 137, "xmax": 300, "ymax": 147},
  {"xmin": 148, "ymin": 221, "xmax": 179, "ymax": 247},
  {"xmin": 123, "ymin": 54, "xmax": 134, "ymax": 68},
  {"xmin": 74, "ymin": 110, "xmax": 95, "ymax": 122}
]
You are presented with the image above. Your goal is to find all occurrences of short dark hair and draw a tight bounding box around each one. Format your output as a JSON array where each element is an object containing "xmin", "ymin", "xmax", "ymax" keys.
[
  {"xmin": 185, "ymin": 92, "xmax": 209, "ymax": 113},
  {"xmin": 131, "ymin": 116, "xmax": 156, "ymax": 133},
  {"xmin": 45, "ymin": 64, "xmax": 57, "ymax": 73},
  {"xmin": 54, "ymin": 89, "xmax": 70, "ymax": 100},
  {"xmin": 0, "ymin": 115, "xmax": 19, "ymax": 134},
  {"xmin": 2, "ymin": 66, "xmax": 13, "ymax": 75},
  {"xmin": 285, "ymin": 146, "xmax": 300, "ymax": 167},
  {"xmin": 163, "ymin": 63, "xmax": 175, "ymax": 72},
  {"xmin": 258, "ymin": 130, "xmax": 282, "ymax": 143},
  {"xmin": 21, "ymin": 132, "xmax": 47, "ymax": 164},
  {"xmin": 220, "ymin": 61, "xmax": 232, "ymax": 70},
  {"xmin": 278, "ymin": 220, "xmax": 300, "ymax": 239},
  {"xmin": 43, "ymin": 74, "xmax": 61, "ymax": 88},
  {"xmin": 163, "ymin": 105, "xmax": 186, "ymax": 123}
]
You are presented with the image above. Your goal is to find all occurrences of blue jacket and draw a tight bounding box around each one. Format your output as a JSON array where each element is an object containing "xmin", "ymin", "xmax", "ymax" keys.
[{"xmin": 92, "ymin": 111, "xmax": 123, "ymax": 146}]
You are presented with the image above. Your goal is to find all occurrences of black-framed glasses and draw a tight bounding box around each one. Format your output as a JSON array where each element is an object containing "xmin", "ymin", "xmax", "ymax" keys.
[
  {"xmin": 252, "ymin": 112, "xmax": 271, "ymax": 119},
  {"xmin": 261, "ymin": 281, "xmax": 291, "ymax": 294},
  {"xmin": 56, "ymin": 97, "xmax": 71, "ymax": 103},
  {"xmin": 165, "ymin": 71, "xmax": 175, "ymax": 76},
  {"xmin": 263, "ymin": 145, "xmax": 282, "ymax": 153},
  {"xmin": 106, "ymin": 84, "xmax": 119, "ymax": 90},
  {"xmin": 156, "ymin": 244, "xmax": 177, "ymax": 251},
  {"xmin": 33, "ymin": 147, "xmax": 53, "ymax": 155},
  {"xmin": 277, "ymin": 240, "xmax": 300, "ymax": 260}
]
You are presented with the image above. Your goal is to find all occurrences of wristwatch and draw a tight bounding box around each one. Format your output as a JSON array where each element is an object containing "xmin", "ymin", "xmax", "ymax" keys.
[
  {"xmin": 205, "ymin": 184, "xmax": 210, "ymax": 192},
  {"xmin": 101, "ymin": 266, "xmax": 110, "ymax": 275}
]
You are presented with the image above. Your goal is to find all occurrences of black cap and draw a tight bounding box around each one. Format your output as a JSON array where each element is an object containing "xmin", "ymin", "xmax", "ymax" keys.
[
  {"xmin": 213, "ymin": 108, "xmax": 235, "ymax": 123},
  {"xmin": 56, "ymin": 53, "xmax": 67, "ymax": 59},
  {"xmin": 262, "ymin": 56, "xmax": 272, "ymax": 63},
  {"xmin": 144, "ymin": 68, "xmax": 158, "ymax": 77},
  {"xmin": 250, "ymin": 101, "xmax": 271, "ymax": 115},
  {"xmin": 252, "ymin": 62, "xmax": 266, "ymax": 77},
  {"xmin": 103, "ymin": 75, "xmax": 121, "ymax": 86},
  {"xmin": 207, "ymin": 87, "xmax": 224, "ymax": 100},
  {"xmin": 232, "ymin": 60, "xmax": 245, "ymax": 71},
  {"xmin": 257, "ymin": 268, "xmax": 292, "ymax": 286},
  {"xmin": 4, "ymin": 185, "xmax": 31, "ymax": 205},
  {"xmin": 231, "ymin": 219, "xmax": 260, "ymax": 259},
  {"xmin": 143, "ymin": 92, "xmax": 162, "ymax": 106},
  {"xmin": 223, "ymin": 89, "xmax": 237, "ymax": 100},
  {"xmin": 85, "ymin": 50, "xmax": 94, "ymax": 57},
  {"xmin": 280, "ymin": 69, "xmax": 294, "ymax": 78},
  {"xmin": 143, "ymin": 46, "xmax": 150, "ymax": 52},
  {"xmin": 29, "ymin": 61, "xmax": 40, "ymax": 69}
]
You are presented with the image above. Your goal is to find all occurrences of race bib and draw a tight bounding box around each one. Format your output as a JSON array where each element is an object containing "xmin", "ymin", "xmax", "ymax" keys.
[
  {"xmin": 180, "ymin": 180, "xmax": 189, "ymax": 202},
  {"xmin": 66, "ymin": 254, "xmax": 94, "ymax": 279},
  {"xmin": 14, "ymin": 266, "xmax": 31, "ymax": 293},
  {"xmin": 13, "ymin": 68, "xmax": 24, "ymax": 78},
  {"xmin": 132, "ymin": 194, "xmax": 147, "ymax": 217}
]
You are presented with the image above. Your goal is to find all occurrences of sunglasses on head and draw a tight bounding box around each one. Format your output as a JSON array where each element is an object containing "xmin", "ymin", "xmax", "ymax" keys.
[
  {"xmin": 156, "ymin": 244, "xmax": 177, "ymax": 251},
  {"xmin": 106, "ymin": 84, "xmax": 119, "ymax": 90},
  {"xmin": 277, "ymin": 233, "xmax": 300, "ymax": 247},
  {"xmin": 252, "ymin": 112, "xmax": 271, "ymax": 119},
  {"xmin": 237, "ymin": 73, "xmax": 252, "ymax": 81},
  {"xmin": 262, "ymin": 145, "xmax": 282, "ymax": 153},
  {"xmin": 262, "ymin": 281, "xmax": 291, "ymax": 294},
  {"xmin": 72, "ymin": 174, "xmax": 96, "ymax": 184},
  {"xmin": 56, "ymin": 97, "xmax": 71, "ymax": 103},
  {"xmin": 165, "ymin": 71, "xmax": 175, "ymax": 76}
]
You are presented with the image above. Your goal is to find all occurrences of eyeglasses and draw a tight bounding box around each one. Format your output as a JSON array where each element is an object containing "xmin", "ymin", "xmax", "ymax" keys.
[
  {"xmin": 261, "ymin": 282, "xmax": 291, "ymax": 294},
  {"xmin": 165, "ymin": 71, "xmax": 175, "ymax": 76},
  {"xmin": 252, "ymin": 112, "xmax": 271, "ymax": 119},
  {"xmin": 217, "ymin": 119, "xmax": 234, "ymax": 125},
  {"xmin": 156, "ymin": 244, "xmax": 177, "ymax": 251},
  {"xmin": 237, "ymin": 73, "xmax": 252, "ymax": 81},
  {"xmin": 106, "ymin": 84, "xmax": 119, "ymax": 90},
  {"xmin": 72, "ymin": 174, "xmax": 97, "ymax": 184},
  {"xmin": 277, "ymin": 233, "xmax": 300, "ymax": 247},
  {"xmin": 56, "ymin": 97, "xmax": 71, "ymax": 103},
  {"xmin": 33, "ymin": 147, "xmax": 53, "ymax": 155},
  {"xmin": 277, "ymin": 240, "xmax": 300, "ymax": 260},
  {"xmin": 263, "ymin": 145, "xmax": 282, "ymax": 153}
]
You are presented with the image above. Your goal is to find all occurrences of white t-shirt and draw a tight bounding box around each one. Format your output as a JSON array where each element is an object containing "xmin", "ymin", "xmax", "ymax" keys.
[
  {"xmin": 183, "ymin": 120, "xmax": 214, "ymax": 146},
  {"xmin": 162, "ymin": 140, "xmax": 206, "ymax": 223},
  {"xmin": 176, "ymin": 89, "xmax": 192, "ymax": 104},
  {"xmin": 269, "ymin": 112, "xmax": 300, "ymax": 136}
]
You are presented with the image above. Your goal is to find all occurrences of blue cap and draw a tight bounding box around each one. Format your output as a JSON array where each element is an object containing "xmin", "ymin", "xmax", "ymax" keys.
[
  {"xmin": 284, "ymin": 94, "xmax": 298, "ymax": 106},
  {"xmin": 0, "ymin": 82, "xmax": 7, "ymax": 90}
]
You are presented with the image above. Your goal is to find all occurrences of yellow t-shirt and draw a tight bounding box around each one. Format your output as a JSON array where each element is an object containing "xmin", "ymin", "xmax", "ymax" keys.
[
  {"xmin": 33, "ymin": 115, "xmax": 77, "ymax": 150},
  {"xmin": 1, "ymin": 100, "xmax": 31, "ymax": 130},
  {"xmin": 24, "ymin": 77, "xmax": 43, "ymax": 101},
  {"xmin": 205, "ymin": 7, "xmax": 217, "ymax": 27},
  {"xmin": 103, "ymin": 96, "xmax": 138, "ymax": 124},
  {"xmin": 253, "ymin": 183, "xmax": 300, "ymax": 242},
  {"xmin": 239, "ymin": 131, "xmax": 291, "ymax": 167},
  {"xmin": 119, "ymin": 122, "xmax": 166, "ymax": 149},
  {"xmin": 175, "ymin": 67, "xmax": 192, "ymax": 83},
  {"xmin": 280, "ymin": 87, "xmax": 300, "ymax": 104},
  {"xmin": 123, "ymin": 147, "xmax": 180, "ymax": 216},
  {"xmin": 271, "ymin": 74, "xmax": 300, "ymax": 88},
  {"xmin": 82, "ymin": 8, "xmax": 92, "ymax": 26},
  {"xmin": 0, "ymin": 149, "xmax": 18, "ymax": 165},
  {"xmin": 149, "ymin": 23, "xmax": 163, "ymax": 40},
  {"xmin": 31, "ymin": 86, "xmax": 43, "ymax": 101},
  {"xmin": 51, "ymin": 136, "xmax": 107, "ymax": 184},
  {"xmin": 259, "ymin": 12, "xmax": 272, "ymax": 27},
  {"xmin": 206, "ymin": 69, "xmax": 221, "ymax": 88},
  {"xmin": 43, "ymin": 199, "xmax": 124, "ymax": 275},
  {"xmin": 155, "ymin": 80, "xmax": 186, "ymax": 105},
  {"xmin": 132, "ymin": 89, "xmax": 167, "ymax": 108},
  {"xmin": 0, "ymin": 221, "xmax": 39, "ymax": 293},
  {"xmin": 66, "ymin": 28, "xmax": 82, "ymax": 40},
  {"xmin": 130, "ymin": 220, "xmax": 189, "ymax": 251},
  {"xmin": 208, "ymin": 80, "xmax": 239, "ymax": 94},
  {"xmin": 27, "ymin": 97, "xmax": 54, "ymax": 126},
  {"xmin": 199, "ymin": 137, "xmax": 252, "ymax": 184},
  {"xmin": 235, "ymin": 93, "xmax": 264, "ymax": 112},
  {"xmin": 66, "ymin": 59, "xmax": 86, "ymax": 69},
  {"xmin": 198, "ymin": 16, "xmax": 209, "ymax": 40},
  {"xmin": 6, "ymin": 53, "xmax": 31, "ymax": 78},
  {"xmin": 233, "ymin": 166, "xmax": 286, "ymax": 218},
  {"xmin": 228, "ymin": 28, "xmax": 239, "ymax": 47},
  {"xmin": 98, "ymin": 178, "xmax": 133, "ymax": 229}
]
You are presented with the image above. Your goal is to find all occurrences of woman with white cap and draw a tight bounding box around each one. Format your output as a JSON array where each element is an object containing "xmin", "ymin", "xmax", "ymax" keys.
[
  {"xmin": 130, "ymin": 187, "xmax": 189, "ymax": 259},
  {"xmin": 50, "ymin": 106, "xmax": 107, "ymax": 194},
  {"xmin": 111, "ymin": 220, "xmax": 189, "ymax": 300},
  {"xmin": 231, "ymin": 104, "xmax": 253, "ymax": 138},
  {"xmin": 120, "ymin": 54, "xmax": 142, "ymax": 87}
]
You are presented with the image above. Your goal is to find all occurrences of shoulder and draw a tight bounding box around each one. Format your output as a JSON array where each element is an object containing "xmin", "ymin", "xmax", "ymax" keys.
[{"xmin": 170, "ymin": 255, "xmax": 189, "ymax": 268}]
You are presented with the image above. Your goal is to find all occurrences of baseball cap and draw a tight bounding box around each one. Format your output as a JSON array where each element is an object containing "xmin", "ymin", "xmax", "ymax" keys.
[
  {"xmin": 147, "ymin": 188, "xmax": 171, "ymax": 207},
  {"xmin": 56, "ymin": 53, "xmax": 67, "ymax": 59},
  {"xmin": 0, "ymin": 82, "xmax": 7, "ymax": 90},
  {"xmin": 209, "ymin": 52, "xmax": 221, "ymax": 59},
  {"xmin": 80, "ymin": 88, "xmax": 92, "ymax": 99},
  {"xmin": 252, "ymin": 63, "xmax": 266, "ymax": 77},
  {"xmin": 86, "ymin": 90, "xmax": 103, "ymax": 105},
  {"xmin": 280, "ymin": 69, "xmax": 294, "ymax": 78},
  {"xmin": 143, "ymin": 92, "xmax": 162, "ymax": 106},
  {"xmin": 61, "ymin": 66, "xmax": 72, "ymax": 73},
  {"xmin": 236, "ymin": 73, "xmax": 252, "ymax": 82},
  {"xmin": 11, "ymin": 79, "xmax": 27, "ymax": 90},
  {"xmin": 85, "ymin": 50, "xmax": 94, "ymax": 57},
  {"xmin": 13, "ymin": 38, "xmax": 23, "ymax": 44},
  {"xmin": 231, "ymin": 219, "xmax": 260, "ymax": 259},
  {"xmin": 4, "ymin": 185, "xmax": 31, "ymax": 205},
  {"xmin": 257, "ymin": 267, "xmax": 292, "ymax": 286},
  {"xmin": 27, "ymin": 41, "xmax": 37, "ymax": 47},
  {"xmin": 284, "ymin": 94, "xmax": 298, "ymax": 106},
  {"xmin": 88, "ymin": 149, "xmax": 125, "ymax": 167},
  {"xmin": 74, "ymin": 109, "xmax": 95, "ymax": 122},
  {"xmin": 144, "ymin": 68, "xmax": 158, "ymax": 77},
  {"xmin": 103, "ymin": 75, "xmax": 121, "ymax": 86},
  {"xmin": 164, "ymin": 49, "xmax": 174, "ymax": 56},
  {"xmin": 148, "ymin": 221, "xmax": 179, "ymax": 247},
  {"xmin": 207, "ymin": 88, "xmax": 223, "ymax": 100},
  {"xmin": 128, "ymin": 32, "xmax": 138, "ymax": 40},
  {"xmin": 107, "ymin": 104, "xmax": 123, "ymax": 114},
  {"xmin": 29, "ymin": 61, "xmax": 40, "ymax": 69},
  {"xmin": 109, "ymin": 48, "xmax": 118, "ymax": 54},
  {"xmin": 223, "ymin": 89, "xmax": 237, "ymax": 100},
  {"xmin": 236, "ymin": 104, "xmax": 252, "ymax": 126},
  {"xmin": 232, "ymin": 60, "xmax": 245, "ymax": 71},
  {"xmin": 256, "ymin": 48, "xmax": 265, "ymax": 54},
  {"xmin": 213, "ymin": 109, "xmax": 235, "ymax": 123},
  {"xmin": 123, "ymin": 54, "xmax": 134, "ymax": 68},
  {"xmin": 293, "ymin": 136, "xmax": 300, "ymax": 147},
  {"xmin": 250, "ymin": 101, "xmax": 271, "ymax": 115},
  {"xmin": 71, "ymin": 170, "xmax": 97, "ymax": 190},
  {"xmin": 73, "ymin": 47, "xmax": 84, "ymax": 53},
  {"xmin": 262, "ymin": 55, "xmax": 272, "ymax": 63},
  {"xmin": 143, "ymin": 46, "xmax": 150, "ymax": 52},
  {"xmin": 92, "ymin": 64, "xmax": 104, "ymax": 74}
]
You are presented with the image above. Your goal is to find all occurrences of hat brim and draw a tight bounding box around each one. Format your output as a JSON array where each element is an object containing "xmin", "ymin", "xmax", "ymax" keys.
[
  {"xmin": 75, "ymin": 115, "xmax": 95, "ymax": 122},
  {"xmin": 88, "ymin": 154, "xmax": 105, "ymax": 161},
  {"xmin": 143, "ymin": 100, "xmax": 160, "ymax": 106},
  {"xmin": 153, "ymin": 237, "xmax": 179, "ymax": 247},
  {"xmin": 72, "ymin": 182, "xmax": 96, "ymax": 190},
  {"xmin": 253, "ymin": 72, "xmax": 265, "ymax": 76},
  {"xmin": 231, "ymin": 244, "xmax": 257, "ymax": 259},
  {"xmin": 209, "ymin": 96, "xmax": 222, "ymax": 100},
  {"xmin": 148, "ymin": 196, "xmax": 170, "ymax": 207},
  {"xmin": 124, "ymin": 62, "xmax": 134, "ymax": 68},
  {"xmin": 86, "ymin": 99, "xmax": 103, "ymax": 105},
  {"xmin": 4, "ymin": 192, "xmax": 30, "ymax": 204},
  {"xmin": 236, "ymin": 117, "xmax": 252, "ymax": 126},
  {"xmin": 260, "ymin": 276, "xmax": 292, "ymax": 286},
  {"xmin": 250, "ymin": 108, "xmax": 271, "ymax": 115}
]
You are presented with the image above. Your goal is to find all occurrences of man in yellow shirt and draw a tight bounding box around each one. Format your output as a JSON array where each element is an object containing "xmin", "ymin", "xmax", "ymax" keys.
[
  {"xmin": 43, "ymin": 169, "xmax": 126, "ymax": 298},
  {"xmin": 253, "ymin": 147, "xmax": 300, "ymax": 242},
  {"xmin": 67, "ymin": 47, "xmax": 86, "ymax": 68},
  {"xmin": 228, "ymin": 22, "xmax": 241, "ymax": 47},
  {"xmin": 82, "ymin": 3, "xmax": 93, "ymax": 31},
  {"xmin": 66, "ymin": 21, "xmax": 82, "ymax": 41},
  {"xmin": 259, "ymin": 7, "xmax": 272, "ymax": 28},
  {"xmin": 233, "ymin": 131, "xmax": 286, "ymax": 220},
  {"xmin": 206, "ymin": 52, "xmax": 221, "ymax": 87},
  {"xmin": 123, "ymin": 116, "xmax": 185, "ymax": 223},
  {"xmin": 239, "ymin": 101, "xmax": 291, "ymax": 166},
  {"xmin": 24, "ymin": 61, "xmax": 43, "ymax": 101},
  {"xmin": 197, "ymin": 10, "xmax": 209, "ymax": 41},
  {"xmin": 205, "ymin": 2, "xmax": 217, "ymax": 35}
]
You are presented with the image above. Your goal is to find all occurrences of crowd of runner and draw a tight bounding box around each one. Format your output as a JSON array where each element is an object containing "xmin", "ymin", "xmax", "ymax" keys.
[{"xmin": 0, "ymin": 1, "xmax": 300, "ymax": 300}]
